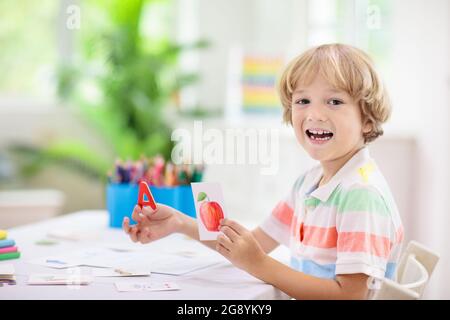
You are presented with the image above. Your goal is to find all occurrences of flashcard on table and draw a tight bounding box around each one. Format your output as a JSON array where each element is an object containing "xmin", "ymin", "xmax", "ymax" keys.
[
  {"xmin": 115, "ymin": 281, "xmax": 180, "ymax": 292},
  {"xmin": 138, "ymin": 181, "xmax": 157, "ymax": 210},
  {"xmin": 28, "ymin": 256, "xmax": 79, "ymax": 269},
  {"xmin": 191, "ymin": 182, "xmax": 227, "ymax": 241},
  {"xmin": 27, "ymin": 274, "xmax": 93, "ymax": 285},
  {"xmin": 92, "ymin": 267, "xmax": 150, "ymax": 277}
]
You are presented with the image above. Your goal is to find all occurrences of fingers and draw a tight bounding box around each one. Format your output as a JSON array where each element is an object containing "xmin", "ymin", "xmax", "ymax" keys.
[
  {"xmin": 130, "ymin": 225, "xmax": 139, "ymax": 242},
  {"xmin": 131, "ymin": 205, "xmax": 144, "ymax": 223},
  {"xmin": 141, "ymin": 204, "xmax": 158, "ymax": 217},
  {"xmin": 122, "ymin": 217, "xmax": 132, "ymax": 234},
  {"xmin": 123, "ymin": 217, "xmax": 153, "ymax": 244},
  {"xmin": 217, "ymin": 233, "xmax": 233, "ymax": 250},
  {"xmin": 220, "ymin": 219, "xmax": 246, "ymax": 235},
  {"xmin": 137, "ymin": 227, "xmax": 152, "ymax": 244},
  {"xmin": 216, "ymin": 242, "xmax": 230, "ymax": 256},
  {"xmin": 219, "ymin": 225, "xmax": 239, "ymax": 242}
]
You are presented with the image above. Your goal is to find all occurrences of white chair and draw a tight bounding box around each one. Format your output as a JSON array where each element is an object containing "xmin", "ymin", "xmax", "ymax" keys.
[{"xmin": 372, "ymin": 241, "xmax": 440, "ymax": 300}]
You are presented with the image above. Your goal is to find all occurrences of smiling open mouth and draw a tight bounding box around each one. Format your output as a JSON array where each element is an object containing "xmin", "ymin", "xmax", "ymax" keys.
[{"xmin": 305, "ymin": 129, "xmax": 334, "ymax": 141}]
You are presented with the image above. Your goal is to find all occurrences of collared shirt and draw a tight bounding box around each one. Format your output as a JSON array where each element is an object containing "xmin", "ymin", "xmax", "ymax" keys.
[{"xmin": 260, "ymin": 147, "xmax": 404, "ymax": 281}]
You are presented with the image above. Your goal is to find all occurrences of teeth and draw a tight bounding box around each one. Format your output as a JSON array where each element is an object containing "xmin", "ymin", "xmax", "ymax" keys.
[
  {"xmin": 310, "ymin": 135, "xmax": 331, "ymax": 141},
  {"xmin": 311, "ymin": 136, "xmax": 331, "ymax": 141},
  {"xmin": 307, "ymin": 129, "xmax": 332, "ymax": 135}
]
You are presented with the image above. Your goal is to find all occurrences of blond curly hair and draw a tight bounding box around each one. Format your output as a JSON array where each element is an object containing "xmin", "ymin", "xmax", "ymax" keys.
[{"xmin": 278, "ymin": 43, "xmax": 391, "ymax": 143}]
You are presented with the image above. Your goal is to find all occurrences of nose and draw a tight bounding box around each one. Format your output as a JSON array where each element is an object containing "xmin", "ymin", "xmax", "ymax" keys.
[{"xmin": 305, "ymin": 103, "xmax": 328, "ymax": 122}]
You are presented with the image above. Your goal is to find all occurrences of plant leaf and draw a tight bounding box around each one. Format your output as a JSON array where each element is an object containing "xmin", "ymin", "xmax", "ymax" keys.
[{"xmin": 197, "ymin": 192, "xmax": 207, "ymax": 202}]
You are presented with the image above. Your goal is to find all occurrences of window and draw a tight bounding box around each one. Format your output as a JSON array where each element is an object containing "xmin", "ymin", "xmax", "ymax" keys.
[
  {"xmin": 0, "ymin": 0, "xmax": 60, "ymax": 105},
  {"xmin": 308, "ymin": 0, "xmax": 392, "ymax": 66}
]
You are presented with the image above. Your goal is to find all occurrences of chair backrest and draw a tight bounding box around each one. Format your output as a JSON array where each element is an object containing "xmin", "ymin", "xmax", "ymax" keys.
[
  {"xmin": 396, "ymin": 241, "xmax": 440, "ymax": 283},
  {"xmin": 372, "ymin": 240, "xmax": 440, "ymax": 300},
  {"xmin": 372, "ymin": 278, "xmax": 421, "ymax": 300},
  {"xmin": 398, "ymin": 254, "xmax": 429, "ymax": 294}
]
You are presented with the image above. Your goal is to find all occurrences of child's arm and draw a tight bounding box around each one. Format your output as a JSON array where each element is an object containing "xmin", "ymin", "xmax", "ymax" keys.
[
  {"xmin": 177, "ymin": 212, "xmax": 279, "ymax": 254},
  {"xmin": 217, "ymin": 219, "xmax": 369, "ymax": 300},
  {"xmin": 252, "ymin": 256, "xmax": 369, "ymax": 299},
  {"xmin": 124, "ymin": 205, "xmax": 280, "ymax": 254},
  {"xmin": 251, "ymin": 227, "xmax": 280, "ymax": 254}
]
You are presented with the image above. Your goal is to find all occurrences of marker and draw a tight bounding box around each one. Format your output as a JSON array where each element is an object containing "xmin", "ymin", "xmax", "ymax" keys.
[
  {"xmin": 0, "ymin": 246, "xmax": 18, "ymax": 254},
  {"xmin": 164, "ymin": 163, "xmax": 177, "ymax": 186},
  {"xmin": 0, "ymin": 239, "xmax": 15, "ymax": 249},
  {"xmin": 122, "ymin": 160, "xmax": 132, "ymax": 183},
  {"xmin": 191, "ymin": 164, "xmax": 204, "ymax": 183},
  {"xmin": 0, "ymin": 252, "xmax": 21, "ymax": 261},
  {"xmin": 152, "ymin": 156, "xmax": 165, "ymax": 186}
]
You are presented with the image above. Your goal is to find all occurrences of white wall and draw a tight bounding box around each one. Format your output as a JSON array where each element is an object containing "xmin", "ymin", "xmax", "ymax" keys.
[{"xmin": 388, "ymin": 0, "xmax": 450, "ymax": 300}]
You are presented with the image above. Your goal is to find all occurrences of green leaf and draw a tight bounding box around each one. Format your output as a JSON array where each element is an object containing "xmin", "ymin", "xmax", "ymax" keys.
[
  {"xmin": 197, "ymin": 192, "xmax": 207, "ymax": 202},
  {"xmin": 50, "ymin": 0, "xmax": 209, "ymax": 182},
  {"xmin": 7, "ymin": 142, "xmax": 110, "ymax": 181}
]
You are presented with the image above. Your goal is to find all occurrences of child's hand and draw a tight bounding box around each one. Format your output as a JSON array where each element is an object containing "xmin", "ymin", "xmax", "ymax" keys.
[
  {"xmin": 122, "ymin": 203, "xmax": 183, "ymax": 244},
  {"xmin": 216, "ymin": 219, "xmax": 267, "ymax": 274}
]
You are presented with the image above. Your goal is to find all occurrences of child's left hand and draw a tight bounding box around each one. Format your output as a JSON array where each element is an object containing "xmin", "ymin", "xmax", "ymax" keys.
[{"xmin": 216, "ymin": 218, "xmax": 267, "ymax": 274}]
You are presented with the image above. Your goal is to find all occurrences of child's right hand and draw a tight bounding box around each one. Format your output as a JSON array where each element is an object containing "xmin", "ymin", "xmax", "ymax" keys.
[{"xmin": 122, "ymin": 203, "xmax": 184, "ymax": 244}]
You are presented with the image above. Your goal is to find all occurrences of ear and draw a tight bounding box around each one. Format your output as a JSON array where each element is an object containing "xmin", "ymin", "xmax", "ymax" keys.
[{"xmin": 362, "ymin": 120, "xmax": 372, "ymax": 134}]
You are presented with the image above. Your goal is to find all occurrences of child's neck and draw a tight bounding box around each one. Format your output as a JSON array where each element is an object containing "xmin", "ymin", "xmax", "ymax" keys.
[{"xmin": 319, "ymin": 146, "xmax": 365, "ymax": 187}]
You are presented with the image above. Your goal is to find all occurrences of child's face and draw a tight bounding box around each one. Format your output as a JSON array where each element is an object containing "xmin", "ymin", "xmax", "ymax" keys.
[{"xmin": 291, "ymin": 75, "xmax": 370, "ymax": 162}]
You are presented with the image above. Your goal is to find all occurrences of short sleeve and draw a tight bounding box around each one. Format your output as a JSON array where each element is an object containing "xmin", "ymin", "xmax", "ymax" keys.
[
  {"xmin": 259, "ymin": 174, "xmax": 305, "ymax": 247},
  {"xmin": 334, "ymin": 185, "xmax": 398, "ymax": 279}
]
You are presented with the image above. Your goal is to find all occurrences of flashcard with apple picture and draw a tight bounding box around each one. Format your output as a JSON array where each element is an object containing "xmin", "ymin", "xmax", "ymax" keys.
[{"xmin": 191, "ymin": 182, "xmax": 227, "ymax": 241}]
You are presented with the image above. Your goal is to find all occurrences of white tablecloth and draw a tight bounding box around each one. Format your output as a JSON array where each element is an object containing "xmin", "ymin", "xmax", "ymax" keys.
[{"xmin": 0, "ymin": 210, "xmax": 290, "ymax": 300}]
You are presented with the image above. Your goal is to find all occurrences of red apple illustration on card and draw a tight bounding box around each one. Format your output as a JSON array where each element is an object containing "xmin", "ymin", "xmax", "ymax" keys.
[
  {"xmin": 197, "ymin": 192, "xmax": 224, "ymax": 231},
  {"xmin": 191, "ymin": 182, "xmax": 228, "ymax": 240}
]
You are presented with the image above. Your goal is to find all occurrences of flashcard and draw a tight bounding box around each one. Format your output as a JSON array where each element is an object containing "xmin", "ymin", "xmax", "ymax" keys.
[
  {"xmin": 114, "ymin": 281, "xmax": 145, "ymax": 292},
  {"xmin": 191, "ymin": 182, "xmax": 227, "ymax": 241},
  {"xmin": 138, "ymin": 181, "xmax": 157, "ymax": 210},
  {"xmin": 114, "ymin": 281, "xmax": 180, "ymax": 292},
  {"xmin": 146, "ymin": 281, "xmax": 180, "ymax": 292},
  {"xmin": 92, "ymin": 267, "xmax": 150, "ymax": 277},
  {"xmin": 28, "ymin": 256, "xmax": 79, "ymax": 269},
  {"xmin": 27, "ymin": 274, "xmax": 93, "ymax": 285}
]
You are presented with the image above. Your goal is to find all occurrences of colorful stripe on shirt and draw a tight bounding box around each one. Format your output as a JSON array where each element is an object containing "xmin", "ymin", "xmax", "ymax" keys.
[
  {"xmin": 290, "ymin": 256, "xmax": 398, "ymax": 280},
  {"xmin": 272, "ymin": 201, "xmax": 294, "ymax": 226}
]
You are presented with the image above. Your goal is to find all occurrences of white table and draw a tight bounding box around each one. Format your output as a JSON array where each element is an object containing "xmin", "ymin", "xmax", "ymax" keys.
[{"xmin": 0, "ymin": 210, "xmax": 290, "ymax": 300}]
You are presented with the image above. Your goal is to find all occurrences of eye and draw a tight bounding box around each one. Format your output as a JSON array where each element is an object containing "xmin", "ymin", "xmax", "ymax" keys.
[
  {"xmin": 327, "ymin": 99, "xmax": 344, "ymax": 106},
  {"xmin": 294, "ymin": 98, "xmax": 310, "ymax": 105}
]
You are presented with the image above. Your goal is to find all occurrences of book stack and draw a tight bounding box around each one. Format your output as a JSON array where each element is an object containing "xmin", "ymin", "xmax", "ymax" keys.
[
  {"xmin": 0, "ymin": 229, "xmax": 21, "ymax": 261},
  {"xmin": 0, "ymin": 264, "xmax": 16, "ymax": 286}
]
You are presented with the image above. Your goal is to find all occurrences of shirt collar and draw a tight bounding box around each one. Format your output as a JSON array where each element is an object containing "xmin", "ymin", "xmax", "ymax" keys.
[{"xmin": 307, "ymin": 147, "xmax": 371, "ymax": 202}]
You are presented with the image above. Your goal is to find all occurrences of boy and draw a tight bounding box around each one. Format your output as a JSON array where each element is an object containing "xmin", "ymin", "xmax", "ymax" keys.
[{"xmin": 123, "ymin": 43, "xmax": 404, "ymax": 299}]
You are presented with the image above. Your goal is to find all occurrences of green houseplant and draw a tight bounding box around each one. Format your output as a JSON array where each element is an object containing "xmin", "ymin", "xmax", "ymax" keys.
[{"xmin": 10, "ymin": 0, "xmax": 208, "ymax": 182}]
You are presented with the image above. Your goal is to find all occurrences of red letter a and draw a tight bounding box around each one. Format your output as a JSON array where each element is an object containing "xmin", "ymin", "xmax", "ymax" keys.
[{"xmin": 138, "ymin": 181, "xmax": 157, "ymax": 210}]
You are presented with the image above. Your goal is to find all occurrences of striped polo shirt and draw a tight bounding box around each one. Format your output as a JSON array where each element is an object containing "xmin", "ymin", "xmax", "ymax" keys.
[{"xmin": 260, "ymin": 147, "xmax": 404, "ymax": 282}]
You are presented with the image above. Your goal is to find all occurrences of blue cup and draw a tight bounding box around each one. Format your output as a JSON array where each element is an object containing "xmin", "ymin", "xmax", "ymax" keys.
[{"xmin": 106, "ymin": 183, "xmax": 196, "ymax": 228}]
